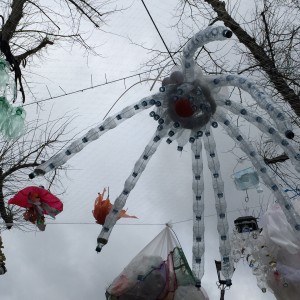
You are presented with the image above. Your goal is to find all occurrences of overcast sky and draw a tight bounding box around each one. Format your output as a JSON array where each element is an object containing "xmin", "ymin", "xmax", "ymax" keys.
[{"xmin": 0, "ymin": 0, "xmax": 278, "ymax": 299}]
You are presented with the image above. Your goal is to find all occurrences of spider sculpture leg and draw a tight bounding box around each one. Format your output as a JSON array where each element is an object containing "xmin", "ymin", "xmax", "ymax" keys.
[
  {"xmin": 29, "ymin": 94, "xmax": 163, "ymax": 178},
  {"xmin": 181, "ymin": 26, "xmax": 232, "ymax": 82},
  {"xmin": 214, "ymin": 109, "xmax": 300, "ymax": 233},
  {"xmin": 164, "ymin": 123, "xmax": 183, "ymax": 145},
  {"xmin": 202, "ymin": 125, "xmax": 234, "ymax": 281},
  {"xmin": 96, "ymin": 125, "xmax": 169, "ymax": 252},
  {"xmin": 173, "ymin": 128, "xmax": 191, "ymax": 150},
  {"xmin": 207, "ymin": 75, "xmax": 294, "ymax": 139},
  {"xmin": 217, "ymin": 98, "xmax": 300, "ymax": 171},
  {"xmin": 191, "ymin": 132, "xmax": 205, "ymax": 285}
]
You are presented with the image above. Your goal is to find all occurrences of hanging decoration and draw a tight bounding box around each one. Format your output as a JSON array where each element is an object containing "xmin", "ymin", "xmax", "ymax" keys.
[
  {"xmin": 8, "ymin": 186, "xmax": 63, "ymax": 231},
  {"xmin": 29, "ymin": 25, "xmax": 300, "ymax": 285},
  {"xmin": 93, "ymin": 187, "xmax": 137, "ymax": 225},
  {"xmin": 233, "ymin": 167, "xmax": 260, "ymax": 191},
  {"xmin": 105, "ymin": 226, "xmax": 209, "ymax": 300},
  {"xmin": 230, "ymin": 216, "xmax": 269, "ymax": 293},
  {"xmin": 231, "ymin": 202, "xmax": 300, "ymax": 299},
  {"xmin": 0, "ymin": 58, "xmax": 26, "ymax": 139}
]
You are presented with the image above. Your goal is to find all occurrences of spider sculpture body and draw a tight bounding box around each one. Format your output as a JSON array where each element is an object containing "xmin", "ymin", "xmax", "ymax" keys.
[{"xmin": 30, "ymin": 26, "xmax": 300, "ymax": 285}]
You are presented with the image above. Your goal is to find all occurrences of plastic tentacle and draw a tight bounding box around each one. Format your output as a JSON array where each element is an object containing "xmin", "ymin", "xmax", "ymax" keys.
[
  {"xmin": 182, "ymin": 26, "xmax": 232, "ymax": 82},
  {"xmin": 215, "ymin": 108, "xmax": 300, "ymax": 233},
  {"xmin": 218, "ymin": 99, "xmax": 300, "ymax": 172},
  {"xmin": 191, "ymin": 131, "xmax": 205, "ymax": 284},
  {"xmin": 206, "ymin": 75, "xmax": 293, "ymax": 137},
  {"xmin": 30, "ymin": 94, "xmax": 162, "ymax": 178},
  {"xmin": 96, "ymin": 125, "xmax": 169, "ymax": 252},
  {"xmin": 165, "ymin": 125, "xmax": 184, "ymax": 145},
  {"xmin": 202, "ymin": 124, "xmax": 234, "ymax": 280}
]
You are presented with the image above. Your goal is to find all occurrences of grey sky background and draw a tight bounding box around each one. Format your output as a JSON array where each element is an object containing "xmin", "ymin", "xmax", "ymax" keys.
[{"xmin": 0, "ymin": 0, "xmax": 278, "ymax": 299}]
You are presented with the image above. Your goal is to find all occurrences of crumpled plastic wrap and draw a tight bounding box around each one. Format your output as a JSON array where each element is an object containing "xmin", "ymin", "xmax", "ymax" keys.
[
  {"xmin": 261, "ymin": 202, "xmax": 300, "ymax": 255},
  {"xmin": 262, "ymin": 202, "xmax": 300, "ymax": 299}
]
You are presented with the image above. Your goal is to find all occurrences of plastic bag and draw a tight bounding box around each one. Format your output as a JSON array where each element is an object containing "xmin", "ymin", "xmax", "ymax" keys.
[
  {"xmin": 261, "ymin": 203, "xmax": 300, "ymax": 255},
  {"xmin": 174, "ymin": 286, "xmax": 209, "ymax": 300},
  {"xmin": 106, "ymin": 226, "xmax": 208, "ymax": 300},
  {"xmin": 249, "ymin": 202, "xmax": 300, "ymax": 298}
]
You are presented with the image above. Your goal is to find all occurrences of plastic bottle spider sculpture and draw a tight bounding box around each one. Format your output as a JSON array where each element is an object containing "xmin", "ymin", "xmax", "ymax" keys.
[{"xmin": 29, "ymin": 25, "xmax": 300, "ymax": 286}]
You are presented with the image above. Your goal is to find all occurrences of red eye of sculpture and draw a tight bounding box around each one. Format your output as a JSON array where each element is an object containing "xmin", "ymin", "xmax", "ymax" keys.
[{"xmin": 174, "ymin": 97, "xmax": 194, "ymax": 118}]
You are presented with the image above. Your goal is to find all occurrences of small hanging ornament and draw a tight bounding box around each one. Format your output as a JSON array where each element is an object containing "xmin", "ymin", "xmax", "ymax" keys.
[
  {"xmin": 0, "ymin": 58, "xmax": 26, "ymax": 139},
  {"xmin": 233, "ymin": 167, "xmax": 260, "ymax": 191},
  {"xmin": 3, "ymin": 106, "xmax": 26, "ymax": 139}
]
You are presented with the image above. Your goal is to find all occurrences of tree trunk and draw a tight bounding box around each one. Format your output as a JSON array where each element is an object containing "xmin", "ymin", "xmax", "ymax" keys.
[
  {"xmin": 0, "ymin": 169, "xmax": 13, "ymax": 229},
  {"xmin": 1, "ymin": 0, "xmax": 27, "ymax": 41}
]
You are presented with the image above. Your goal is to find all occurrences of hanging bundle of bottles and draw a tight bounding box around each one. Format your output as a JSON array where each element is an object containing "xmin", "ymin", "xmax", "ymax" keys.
[{"xmin": 0, "ymin": 58, "xmax": 26, "ymax": 139}]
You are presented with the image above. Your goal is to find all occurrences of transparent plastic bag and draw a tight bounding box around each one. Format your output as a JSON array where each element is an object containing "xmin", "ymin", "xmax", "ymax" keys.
[
  {"xmin": 261, "ymin": 203, "xmax": 300, "ymax": 255},
  {"xmin": 174, "ymin": 286, "xmax": 209, "ymax": 300},
  {"xmin": 106, "ymin": 226, "xmax": 207, "ymax": 300}
]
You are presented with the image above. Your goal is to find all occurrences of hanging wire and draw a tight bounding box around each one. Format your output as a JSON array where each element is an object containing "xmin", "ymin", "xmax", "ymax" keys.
[
  {"xmin": 1, "ymin": 204, "xmax": 268, "ymax": 228},
  {"xmin": 140, "ymin": 0, "xmax": 176, "ymax": 65},
  {"xmin": 23, "ymin": 67, "xmax": 163, "ymax": 107}
]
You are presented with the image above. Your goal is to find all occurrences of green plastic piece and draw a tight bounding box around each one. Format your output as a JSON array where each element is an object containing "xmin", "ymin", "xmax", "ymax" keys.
[
  {"xmin": 0, "ymin": 59, "xmax": 9, "ymax": 89},
  {"xmin": 0, "ymin": 97, "xmax": 10, "ymax": 130},
  {"xmin": 3, "ymin": 106, "xmax": 26, "ymax": 139},
  {"xmin": 172, "ymin": 247, "xmax": 196, "ymax": 286}
]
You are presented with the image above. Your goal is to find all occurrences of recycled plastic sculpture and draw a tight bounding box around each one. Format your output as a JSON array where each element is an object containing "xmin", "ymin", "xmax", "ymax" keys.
[
  {"xmin": 231, "ymin": 203, "xmax": 300, "ymax": 299},
  {"xmin": 8, "ymin": 186, "xmax": 63, "ymax": 231},
  {"xmin": 93, "ymin": 187, "xmax": 137, "ymax": 225},
  {"xmin": 29, "ymin": 25, "xmax": 300, "ymax": 286}
]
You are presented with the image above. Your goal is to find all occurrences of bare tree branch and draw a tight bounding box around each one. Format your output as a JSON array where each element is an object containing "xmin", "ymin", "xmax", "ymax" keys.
[
  {"xmin": 203, "ymin": 0, "xmax": 300, "ymax": 117},
  {"xmin": 15, "ymin": 37, "xmax": 54, "ymax": 62}
]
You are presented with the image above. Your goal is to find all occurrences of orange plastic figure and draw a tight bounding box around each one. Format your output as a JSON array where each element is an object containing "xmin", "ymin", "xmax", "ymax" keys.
[{"xmin": 93, "ymin": 188, "xmax": 137, "ymax": 225}]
